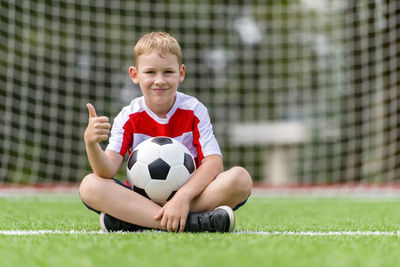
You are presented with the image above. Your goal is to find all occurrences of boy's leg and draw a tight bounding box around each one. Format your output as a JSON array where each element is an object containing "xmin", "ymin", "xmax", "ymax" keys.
[
  {"xmin": 189, "ymin": 166, "xmax": 253, "ymax": 213},
  {"xmin": 79, "ymin": 173, "xmax": 163, "ymax": 229},
  {"xmin": 80, "ymin": 166, "xmax": 251, "ymax": 232}
]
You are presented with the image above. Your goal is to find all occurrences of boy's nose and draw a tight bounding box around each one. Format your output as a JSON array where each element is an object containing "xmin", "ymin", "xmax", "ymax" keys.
[{"xmin": 154, "ymin": 74, "xmax": 166, "ymax": 85}]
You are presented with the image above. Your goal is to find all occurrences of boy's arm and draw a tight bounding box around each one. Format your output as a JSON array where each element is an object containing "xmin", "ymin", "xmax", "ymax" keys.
[
  {"xmin": 84, "ymin": 103, "xmax": 123, "ymax": 178},
  {"xmin": 154, "ymin": 154, "xmax": 223, "ymax": 232},
  {"xmin": 176, "ymin": 154, "xmax": 223, "ymax": 203}
]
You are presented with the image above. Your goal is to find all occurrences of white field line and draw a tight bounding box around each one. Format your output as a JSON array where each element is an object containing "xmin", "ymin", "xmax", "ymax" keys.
[
  {"xmin": 1, "ymin": 230, "xmax": 400, "ymax": 236},
  {"xmin": 0, "ymin": 230, "xmax": 106, "ymax": 235},
  {"xmin": 235, "ymin": 230, "xmax": 400, "ymax": 236}
]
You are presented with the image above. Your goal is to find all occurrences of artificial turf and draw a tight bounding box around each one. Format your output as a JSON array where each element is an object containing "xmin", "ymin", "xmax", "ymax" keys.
[{"xmin": 1, "ymin": 194, "xmax": 400, "ymax": 267}]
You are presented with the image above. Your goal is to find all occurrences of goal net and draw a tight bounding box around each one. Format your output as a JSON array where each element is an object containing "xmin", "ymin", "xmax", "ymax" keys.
[{"xmin": 1, "ymin": 0, "xmax": 399, "ymax": 185}]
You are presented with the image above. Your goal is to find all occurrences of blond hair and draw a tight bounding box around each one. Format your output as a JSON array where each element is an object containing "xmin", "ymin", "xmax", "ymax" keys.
[{"xmin": 134, "ymin": 32, "xmax": 182, "ymax": 67}]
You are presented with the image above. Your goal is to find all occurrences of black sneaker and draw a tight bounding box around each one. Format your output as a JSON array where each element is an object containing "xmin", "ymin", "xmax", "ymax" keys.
[
  {"xmin": 184, "ymin": 206, "xmax": 235, "ymax": 233},
  {"xmin": 99, "ymin": 213, "xmax": 151, "ymax": 232}
]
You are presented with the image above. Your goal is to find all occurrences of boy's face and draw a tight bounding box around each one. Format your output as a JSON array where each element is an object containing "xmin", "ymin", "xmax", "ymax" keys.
[{"xmin": 129, "ymin": 50, "xmax": 185, "ymax": 116}]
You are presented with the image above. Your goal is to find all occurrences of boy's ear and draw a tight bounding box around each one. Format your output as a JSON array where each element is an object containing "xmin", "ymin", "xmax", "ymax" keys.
[
  {"xmin": 129, "ymin": 66, "xmax": 139, "ymax": 84},
  {"xmin": 179, "ymin": 64, "xmax": 186, "ymax": 83}
]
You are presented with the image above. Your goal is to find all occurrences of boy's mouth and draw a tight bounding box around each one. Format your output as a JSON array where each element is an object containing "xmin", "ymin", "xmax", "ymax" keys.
[{"xmin": 152, "ymin": 88, "xmax": 168, "ymax": 94}]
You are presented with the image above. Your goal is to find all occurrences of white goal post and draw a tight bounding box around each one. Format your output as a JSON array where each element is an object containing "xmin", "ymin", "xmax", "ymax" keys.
[{"xmin": 1, "ymin": 0, "xmax": 399, "ymax": 185}]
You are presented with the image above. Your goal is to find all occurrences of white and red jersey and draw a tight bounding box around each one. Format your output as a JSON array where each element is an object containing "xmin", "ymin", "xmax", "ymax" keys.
[{"xmin": 106, "ymin": 91, "xmax": 222, "ymax": 166}]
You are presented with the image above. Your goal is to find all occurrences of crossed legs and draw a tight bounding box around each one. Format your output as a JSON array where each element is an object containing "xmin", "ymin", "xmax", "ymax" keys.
[{"xmin": 79, "ymin": 166, "xmax": 252, "ymax": 229}]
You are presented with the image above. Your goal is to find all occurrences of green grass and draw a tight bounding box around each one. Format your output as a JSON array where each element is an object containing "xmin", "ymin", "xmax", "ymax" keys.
[{"xmin": 1, "ymin": 194, "xmax": 400, "ymax": 267}]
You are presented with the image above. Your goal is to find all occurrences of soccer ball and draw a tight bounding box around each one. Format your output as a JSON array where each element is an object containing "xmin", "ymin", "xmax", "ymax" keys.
[{"xmin": 126, "ymin": 136, "xmax": 196, "ymax": 205}]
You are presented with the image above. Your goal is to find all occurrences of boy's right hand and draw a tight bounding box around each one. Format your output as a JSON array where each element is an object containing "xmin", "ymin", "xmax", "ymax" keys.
[{"xmin": 84, "ymin": 103, "xmax": 111, "ymax": 145}]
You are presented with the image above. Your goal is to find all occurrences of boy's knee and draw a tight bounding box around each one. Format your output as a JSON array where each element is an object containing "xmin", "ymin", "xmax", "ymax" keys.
[
  {"xmin": 79, "ymin": 173, "xmax": 101, "ymax": 203},
  {"xmin": 227, "ymin": 166, "xmax": 253, "ymax": 194}
]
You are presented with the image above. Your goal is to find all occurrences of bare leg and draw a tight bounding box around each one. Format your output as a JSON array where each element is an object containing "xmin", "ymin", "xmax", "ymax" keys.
[
  {"xmin": 190, "ymin": 166, "xmax": 253, "ymax": 213},
  {"xmin": 79, "ymin": 174, "xmax": 162, "ymax": 229},
  {"xmin": 80, "ymin": 166, "xmax": 252, "ymax": 229}
]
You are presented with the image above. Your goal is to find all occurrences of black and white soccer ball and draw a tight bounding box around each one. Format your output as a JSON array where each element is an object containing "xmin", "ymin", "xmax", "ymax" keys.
[{"xmin": 126, "ymin": 136, "xmax": 196, "ymax": 205}]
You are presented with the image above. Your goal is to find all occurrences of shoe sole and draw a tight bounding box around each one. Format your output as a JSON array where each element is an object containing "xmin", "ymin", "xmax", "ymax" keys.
[
  {"xmin": 99, "ymin": 212, "xmax": 108, "ymax": 232},
  {"xmin": 216, "ymin": 205, "xmax": 235, "ymax": 232}
]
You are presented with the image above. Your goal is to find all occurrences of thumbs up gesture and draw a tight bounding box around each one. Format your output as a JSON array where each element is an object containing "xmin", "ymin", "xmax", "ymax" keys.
[{"xmin": 84, "ymin": 103, "xmax": 111, "ymax": 145}]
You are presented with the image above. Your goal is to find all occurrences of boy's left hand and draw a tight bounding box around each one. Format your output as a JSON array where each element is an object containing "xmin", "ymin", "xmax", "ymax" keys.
[{"xmin": 154, "ymin": 194, "xmax": 190, "ymax": 232}]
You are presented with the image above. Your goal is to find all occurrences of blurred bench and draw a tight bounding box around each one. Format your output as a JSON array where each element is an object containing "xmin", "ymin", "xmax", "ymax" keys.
[{"xmin": 228, "ymin": 121, "xmax": 307, "ymax": 185}]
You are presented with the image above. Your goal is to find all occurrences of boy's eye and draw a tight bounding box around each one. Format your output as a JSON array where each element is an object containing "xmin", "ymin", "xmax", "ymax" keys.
[{"xmin": 145, "ymin": 71, "xmax": 155, "ymax": 74}]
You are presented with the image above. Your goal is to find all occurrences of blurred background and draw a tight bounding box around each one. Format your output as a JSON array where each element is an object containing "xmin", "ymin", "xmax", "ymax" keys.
[{"xmin": 1, "ymin": 0, "xmax": 399, "ymax": 186}]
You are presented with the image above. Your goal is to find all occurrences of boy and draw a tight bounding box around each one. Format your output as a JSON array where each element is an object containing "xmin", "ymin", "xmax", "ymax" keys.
[{"xmin": 79, "ymin": 31, "xmax": 252, "ymax": 233}]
